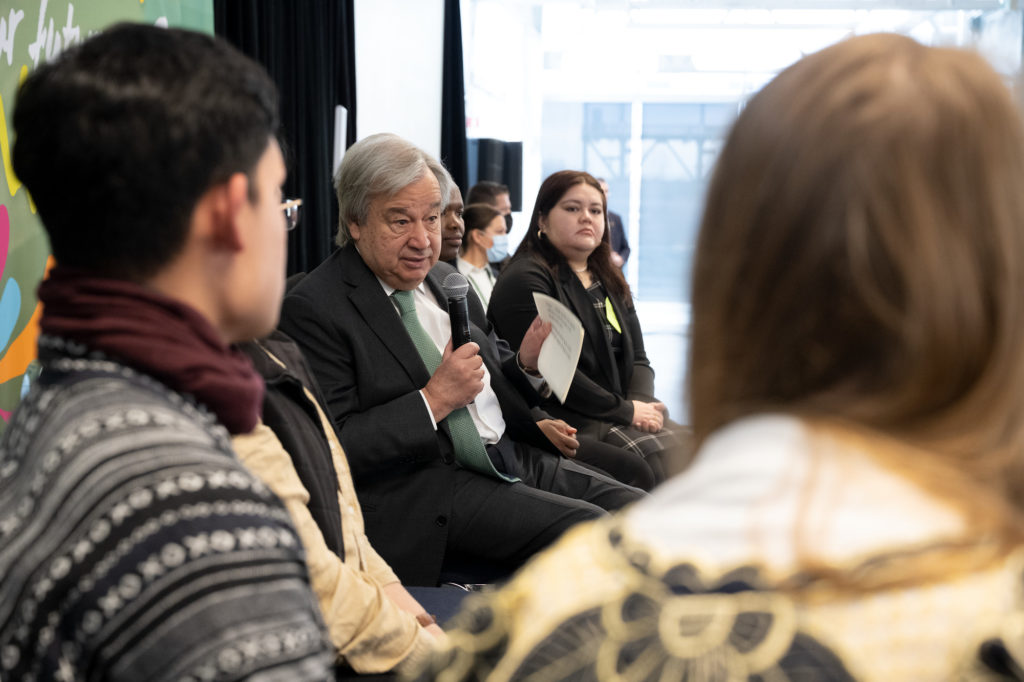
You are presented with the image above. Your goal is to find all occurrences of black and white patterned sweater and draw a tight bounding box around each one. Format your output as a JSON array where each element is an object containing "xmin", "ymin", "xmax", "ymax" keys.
[{"xmin": 0, "ymin": 337, "xmax": 333, "ymax": 681}]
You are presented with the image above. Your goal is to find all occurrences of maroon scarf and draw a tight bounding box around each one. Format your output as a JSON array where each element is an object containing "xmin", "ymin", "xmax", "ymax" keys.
[{"xmin": 37, "ymin": 267, "xmax": 263, "ymax": 434}]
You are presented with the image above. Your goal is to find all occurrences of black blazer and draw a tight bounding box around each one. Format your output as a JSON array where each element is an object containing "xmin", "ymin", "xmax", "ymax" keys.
[
  {"xmin": 488, "ymin": 256, "xmax": 656, "ymax": 436},
  {"xmin": 279, "ymin": 244, "xmax": 552, "ymax": 585}
]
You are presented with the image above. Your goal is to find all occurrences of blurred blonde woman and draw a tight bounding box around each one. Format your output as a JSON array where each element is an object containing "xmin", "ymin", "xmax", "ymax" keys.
[{"xmin": 414, "ymin": 33, "xmax": 1024, "ymax": 680}]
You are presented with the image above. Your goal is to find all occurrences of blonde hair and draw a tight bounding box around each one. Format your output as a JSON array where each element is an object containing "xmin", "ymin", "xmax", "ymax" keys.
[{"xmin": 690, "ymin": 34, "xmax": 1024, "ymax": 547}]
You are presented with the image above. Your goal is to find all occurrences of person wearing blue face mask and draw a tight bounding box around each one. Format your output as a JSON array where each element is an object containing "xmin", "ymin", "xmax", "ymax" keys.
[{"xmin": 456, "ymin": 203, "xmax": 507, "ymax": 306}]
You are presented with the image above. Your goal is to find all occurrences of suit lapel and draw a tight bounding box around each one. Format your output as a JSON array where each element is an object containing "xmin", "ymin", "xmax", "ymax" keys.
[
  {"xmin": 559, "ymin": 266, "xmax": 621, "ymax": 390},
  {"xmin": 341, "ymin": 245, "xmax": 432, "ymax": 388},
  {"xmin": 423, "ymin": 268, "xmax": 450, "ymax": 315},
  {"xmin": 607, "ymin": 294, "xmax": 633, "ymax": 394}
]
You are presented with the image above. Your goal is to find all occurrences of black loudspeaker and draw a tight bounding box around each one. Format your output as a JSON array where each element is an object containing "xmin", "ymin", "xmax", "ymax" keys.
[
  {"xmin": 476, "ymin": 138, "xmax": 505, "ymax": 182},
  {"xmin": 467, "ymin": 138, "xmax": 523, "ymax": 212},
  {"xmin": 503, "ymin": 142, "xmax": 522, "ymax": 212}
]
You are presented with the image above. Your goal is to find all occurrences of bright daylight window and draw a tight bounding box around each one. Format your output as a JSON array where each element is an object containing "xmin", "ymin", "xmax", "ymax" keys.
[{"xmin": 462, "ymin": 0, "xmax": 1023, "ymax": 418}]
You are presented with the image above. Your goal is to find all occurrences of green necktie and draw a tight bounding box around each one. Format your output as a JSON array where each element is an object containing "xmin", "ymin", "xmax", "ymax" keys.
[{"xmin": 391, "ymin": 289, "xmax": 518, "ymax": 482}]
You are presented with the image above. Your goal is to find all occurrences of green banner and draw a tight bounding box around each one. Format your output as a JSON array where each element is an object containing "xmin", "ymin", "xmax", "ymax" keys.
[{"xmin": 0, "ymin": 0, "xmax": 213, "ymax": 430}]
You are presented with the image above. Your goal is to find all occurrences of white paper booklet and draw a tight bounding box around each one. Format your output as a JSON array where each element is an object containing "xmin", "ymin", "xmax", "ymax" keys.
[{"xmin": 532, "ymin": 292, "xmax": 584, "ymax": 403}]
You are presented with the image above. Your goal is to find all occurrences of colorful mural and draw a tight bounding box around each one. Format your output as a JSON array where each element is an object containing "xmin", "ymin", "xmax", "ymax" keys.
[{"xmin": 0, "ymin": 0, "xmax": 213, "ymax": 432}]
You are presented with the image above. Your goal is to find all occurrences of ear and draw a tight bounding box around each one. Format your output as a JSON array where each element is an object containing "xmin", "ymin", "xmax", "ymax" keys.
[
  {"xmin": 348, "ymin": 220, "xmax": 362, "ymax": 242},
  {"xmin": 203, "ymin": 172, "xmax": 249, "ymax": 252}
]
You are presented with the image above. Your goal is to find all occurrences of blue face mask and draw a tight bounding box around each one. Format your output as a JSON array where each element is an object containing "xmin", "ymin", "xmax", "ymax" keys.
[{"xmin": 487, "ymin": 234, "xmax": 509, "ymax": 262}]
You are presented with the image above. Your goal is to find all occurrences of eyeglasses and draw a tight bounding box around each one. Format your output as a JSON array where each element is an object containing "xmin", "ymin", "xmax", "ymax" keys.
[{"xmin": 281, "ymin": 198, "xmax": 303, "ymax": 231}]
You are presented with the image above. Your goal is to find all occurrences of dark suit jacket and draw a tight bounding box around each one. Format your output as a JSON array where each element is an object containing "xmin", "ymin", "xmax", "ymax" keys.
[
  {"xmin": 607, "ymin": 210, "xmax": 630, "ymax": 264},
  {"xmin": 279, "ymin": 244, "xmax": 553, "ymax": 586},
  {"xmin": 488, "ymin": 256, "xmax": 656, "ymax": 436}
]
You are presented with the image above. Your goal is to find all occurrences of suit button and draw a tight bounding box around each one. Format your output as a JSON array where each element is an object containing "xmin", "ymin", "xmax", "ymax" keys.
[{"xmin": 435, "ymin": 515, "xmax": 448, "ymax": 527}]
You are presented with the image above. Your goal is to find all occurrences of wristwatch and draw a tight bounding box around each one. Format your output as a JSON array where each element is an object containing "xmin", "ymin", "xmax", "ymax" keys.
[{"xmin": 516, "ymin": 351, "xmax": 541, "ymax": 377}]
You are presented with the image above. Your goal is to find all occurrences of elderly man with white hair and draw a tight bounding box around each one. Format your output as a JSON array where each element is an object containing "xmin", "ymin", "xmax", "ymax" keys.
[{"xmin": 280, "ymin": 133, "xmax": 643, "ymax": 588}]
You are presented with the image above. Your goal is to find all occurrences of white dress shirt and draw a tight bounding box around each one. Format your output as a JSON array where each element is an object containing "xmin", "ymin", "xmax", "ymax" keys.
[
  {"xmin": 378, "ymin": 278, "xmax": 506, "ymax": 444},
  {"xmin": 456, "ymin": 257, "xmax": 496, "ymax": 307}
]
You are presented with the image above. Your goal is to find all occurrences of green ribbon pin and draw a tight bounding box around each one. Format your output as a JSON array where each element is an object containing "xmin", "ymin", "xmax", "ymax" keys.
[{"xmin": 604, "ymin": 297, "xmax": 621, "ymax": 333}]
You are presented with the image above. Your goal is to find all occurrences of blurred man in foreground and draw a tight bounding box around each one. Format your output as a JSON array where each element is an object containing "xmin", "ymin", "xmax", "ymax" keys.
[{"xmin": 0, "ymin": 23, "xmax": 331, "ymax": 680}]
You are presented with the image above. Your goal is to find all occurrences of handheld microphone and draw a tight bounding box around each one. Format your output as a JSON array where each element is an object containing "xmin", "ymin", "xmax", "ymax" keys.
[{"xmin": 442, "ymin": 272, "xmax": 472, "ymax": 349}]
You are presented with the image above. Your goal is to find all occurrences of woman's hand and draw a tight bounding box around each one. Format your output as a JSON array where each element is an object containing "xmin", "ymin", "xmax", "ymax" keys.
[
  {"xmin": 631, "ymin": 400, "xmax": 665, "ymax": 433},
  {"xmin": 518, "ymin": 316, "xmax": 552, "ymax": 372},
  {"xmin": 537, "ymin": 418, "xmax": 579, "ymax": 457}
]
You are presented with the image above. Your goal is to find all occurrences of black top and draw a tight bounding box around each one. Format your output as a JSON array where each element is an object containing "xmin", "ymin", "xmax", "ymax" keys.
[
  {"xmin": 239, "ymin": 330, "xmax": 346, "ymax": 560},
  {"xmin": 488, "ymin": 256, "xmax": 656, "ymax": 436}
]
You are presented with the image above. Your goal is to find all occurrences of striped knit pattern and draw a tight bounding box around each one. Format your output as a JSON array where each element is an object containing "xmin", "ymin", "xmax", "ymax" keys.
[{"xmin": 0, "ymin": 338, "xmax": 332, "ymax": 681}]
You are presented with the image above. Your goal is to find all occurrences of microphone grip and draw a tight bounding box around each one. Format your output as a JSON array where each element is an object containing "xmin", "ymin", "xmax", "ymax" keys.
[{"xmin": 448, "ymin": 295, "xmax": 472, "ymax": 349}]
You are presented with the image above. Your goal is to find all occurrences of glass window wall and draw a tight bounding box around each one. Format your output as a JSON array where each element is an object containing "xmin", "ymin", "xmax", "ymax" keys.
[{"xmin": 463, "ymin": 0, "xmax": 1023, "ymax": 419}]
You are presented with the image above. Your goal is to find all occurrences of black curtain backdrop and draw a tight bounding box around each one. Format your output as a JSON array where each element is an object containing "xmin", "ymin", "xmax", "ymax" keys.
[
  {"xmin": 441, "ymin": 0, "xmax": 469, "ymax": 196},
  {"xmin": 214, "ymin": 0, "xmax": 357, "ymax": 276}
]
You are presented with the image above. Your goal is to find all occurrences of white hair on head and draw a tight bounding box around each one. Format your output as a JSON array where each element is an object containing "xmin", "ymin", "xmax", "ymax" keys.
[{"xmin": 334, "ymin": 133, "xmax": 453, "ymax": 246}]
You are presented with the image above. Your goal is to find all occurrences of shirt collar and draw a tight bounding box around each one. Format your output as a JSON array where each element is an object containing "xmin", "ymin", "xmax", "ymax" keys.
[
  {"xmin": 374, "ymin": 275, "xmax": 428, "ymax": 300},
  {"xmin": 457, "ymin": 256, "xmax": 490, "ymax": 274}
]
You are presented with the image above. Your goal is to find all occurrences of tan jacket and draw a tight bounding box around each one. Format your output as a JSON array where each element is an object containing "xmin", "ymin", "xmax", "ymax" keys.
[{"xmin": 233, "ymin": 386, "xmax": 436, "ymax": 674}]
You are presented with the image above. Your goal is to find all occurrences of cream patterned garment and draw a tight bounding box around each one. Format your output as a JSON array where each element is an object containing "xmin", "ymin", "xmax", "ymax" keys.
[{"xmin": 413, "ymin": 416, "xmax": 1024, "ymax": 681}]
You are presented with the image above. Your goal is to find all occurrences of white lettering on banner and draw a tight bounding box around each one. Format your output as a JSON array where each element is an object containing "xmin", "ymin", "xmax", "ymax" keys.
[
  {"xmin": 60, "ymin": 5, "xmax": 79, "ymax": 51},
  {"xmin": 27, "ymin": 1, "xmax": 81, "ymax": 69},
  {"xmin": 0, "ymin": 9, "xmax": 24, "ymax": 67},
  {"xmin": 26, "ymin": 0, "xmax": 51, "ymax": 67}
]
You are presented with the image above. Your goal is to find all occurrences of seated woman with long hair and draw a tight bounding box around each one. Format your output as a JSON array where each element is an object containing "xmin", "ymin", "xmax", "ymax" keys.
[
  {"xmin": 415, "ymin": 33, "xmax": 1024, "ymax": 680},
  {"xmin": 488, "ymin": 173, "xmax": 690, "ymax": 486}
]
